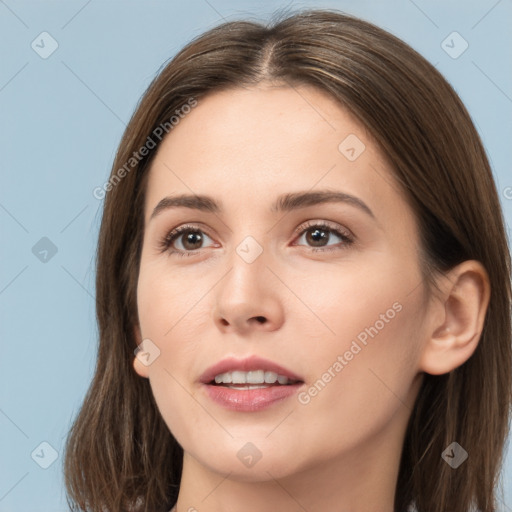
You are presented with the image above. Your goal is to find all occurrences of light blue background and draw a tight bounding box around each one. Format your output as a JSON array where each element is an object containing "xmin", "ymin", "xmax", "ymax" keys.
[{"xmin": 1, "ymin": 1, "xmax": 511, "ymax": 510}]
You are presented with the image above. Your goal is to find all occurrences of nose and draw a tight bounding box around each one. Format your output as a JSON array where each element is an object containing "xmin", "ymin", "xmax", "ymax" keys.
[{"xmin": 213, "ymin": 245, "xmax": 285, "ymax": 335}]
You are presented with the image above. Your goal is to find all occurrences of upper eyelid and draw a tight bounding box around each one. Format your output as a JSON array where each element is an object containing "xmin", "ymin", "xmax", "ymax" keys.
[
  {"xmin": 292, "ymin": 219, "xmax": 353, "ymax": 238},
  {"xmin": 167, "ymin": 220, "xmax": 349, "ymax": 236}
]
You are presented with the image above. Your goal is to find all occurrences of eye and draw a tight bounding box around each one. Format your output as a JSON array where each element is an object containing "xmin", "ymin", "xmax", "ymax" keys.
[
  {"xmin": 293, "ymin": 220, "xmax": 354, "ymax": 252},
  {"xmin": 158, "ymin": 224, "xmax": 216, "ymax": 257},
  {"xmin": 158, "ymin": 220, "xmax": 354, "ymax": 257}
]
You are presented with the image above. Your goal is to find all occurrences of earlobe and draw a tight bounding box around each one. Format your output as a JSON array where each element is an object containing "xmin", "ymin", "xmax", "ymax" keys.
[
  {"xmin": 133, "ymin": 355, "xmax": 150, "ymax": 379},
  {"xmin": 419, "ymin": 260, "xmax": 491, "ymax": 376},
  {"xmin": 132, "ymin": 324, "xmax": 150, "ymax": 379}
]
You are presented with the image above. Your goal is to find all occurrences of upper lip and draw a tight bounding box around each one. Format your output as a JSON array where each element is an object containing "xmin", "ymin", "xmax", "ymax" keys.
[{"xmin": 199, "ymin": 355, "xmax": 304, "ymax": 384}]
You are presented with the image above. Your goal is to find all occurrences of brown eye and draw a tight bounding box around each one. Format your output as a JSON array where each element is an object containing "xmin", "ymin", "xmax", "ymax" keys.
[
  {"xmin": 303, "ymin": 227, "xmax": 330, "ymax": 247},
  {"xmin": 159, "ymin": 225, "xmax": 215, "ymax": 256},
  {"xmin": 295, "ymin": 222, "xmax": 353, "ymax": 251},
  {"xmin": 178, "ymin": 230, "xmax": 204, "ymax": 250},
  {"xmin": 159, "ymin": 221, "xmax": 354, "ymax": 257}
]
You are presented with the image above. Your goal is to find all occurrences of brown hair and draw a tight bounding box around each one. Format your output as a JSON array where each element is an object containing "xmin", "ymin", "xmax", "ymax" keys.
[{"xmin": 64, "ymin": 9, "xmax": 512, "ymax": 512}]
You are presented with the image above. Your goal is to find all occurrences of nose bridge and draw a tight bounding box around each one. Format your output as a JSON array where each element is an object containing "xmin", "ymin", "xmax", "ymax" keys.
[
  {"xmin": 224, "ymin": 232, "xmax": 269, "ymax": 303},
  {"xmin": 226, "ymin": 213, "xmax": 271, "ymax": 275}
]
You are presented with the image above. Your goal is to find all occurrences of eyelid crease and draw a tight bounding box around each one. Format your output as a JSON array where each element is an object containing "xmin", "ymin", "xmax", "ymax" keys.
[{"xmin": 292, "ymin": 219, "xmax": 353, "ymax": 238}]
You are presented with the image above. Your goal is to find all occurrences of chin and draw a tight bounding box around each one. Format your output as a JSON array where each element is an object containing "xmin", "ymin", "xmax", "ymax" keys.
[
  {"xmin": 208, "ymin": 460, "xmax": 295, "ymax": 483},
  {"xmin": 187, "ymin": 441, "xmax": 302, "ymax": 482}
]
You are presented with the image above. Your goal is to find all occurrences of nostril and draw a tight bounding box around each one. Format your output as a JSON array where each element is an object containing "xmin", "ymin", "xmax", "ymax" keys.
[{"xmin": 254, "ymin": 316, "xmax": 266, "ymax": 324}]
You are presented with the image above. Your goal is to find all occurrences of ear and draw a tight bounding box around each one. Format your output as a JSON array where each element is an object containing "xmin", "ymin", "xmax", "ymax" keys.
[
  {"xmin": 418, "ymin": 260, "xmax": 491, "ymax": 375},
  {"xmin": 132, "ymin": 324, "xmax": 150, "ymax": 379}
]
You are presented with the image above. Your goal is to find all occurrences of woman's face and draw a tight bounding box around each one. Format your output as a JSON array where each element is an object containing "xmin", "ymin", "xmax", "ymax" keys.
[{"xmin": 134, "ymin": 85, "xmax": 431, "ymax": 481}]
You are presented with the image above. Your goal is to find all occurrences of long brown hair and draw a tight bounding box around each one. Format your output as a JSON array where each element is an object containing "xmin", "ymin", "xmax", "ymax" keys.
[{"xmin": 64, "ymin": 9, "xmax": 512, "ymax": 512}]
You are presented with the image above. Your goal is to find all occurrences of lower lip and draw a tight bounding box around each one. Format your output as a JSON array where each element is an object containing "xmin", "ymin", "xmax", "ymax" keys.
[{"xmin": 202, "ymin": 382, "xmax": 304, "ymax": 412}]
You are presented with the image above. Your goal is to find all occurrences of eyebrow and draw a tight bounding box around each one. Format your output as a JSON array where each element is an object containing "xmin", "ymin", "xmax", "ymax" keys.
[{"xmin": 149, "ymin": 189, "xmax": 375, "ymax": 222}]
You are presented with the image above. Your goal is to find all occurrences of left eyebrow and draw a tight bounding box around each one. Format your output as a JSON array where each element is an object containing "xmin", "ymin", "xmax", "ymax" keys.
[{"xmin": 149, "ymin": 189, "xmax": 375, "ymax": 222}]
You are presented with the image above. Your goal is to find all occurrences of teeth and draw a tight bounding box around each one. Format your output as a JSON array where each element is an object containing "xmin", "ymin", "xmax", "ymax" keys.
[
  {"xmin": 225, "ymin": 384, "xmax": 270, "ymax": 390},
  {"xmin": 213, "ymin": 370, "xmax": 294, "ymax": 385},
  {"xmin": 265, "ymin": 371, "xmax": 278, "ymax": 383}
]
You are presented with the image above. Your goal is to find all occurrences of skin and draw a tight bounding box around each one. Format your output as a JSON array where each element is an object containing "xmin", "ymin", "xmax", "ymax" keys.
[{"xmin": 133, "ymin": 85, "xmax": 490, "ymax": 512}]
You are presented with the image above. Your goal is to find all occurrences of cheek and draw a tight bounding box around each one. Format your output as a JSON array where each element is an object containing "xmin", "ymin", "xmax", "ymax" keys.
[
  {"xmin": 289, "ymin": 255, "xmax": 425, "ymax": 422},
  {"xmin": 136, "ymin": 259, "xmax": 210, "ymax": 341},
  {"xmin": 287, "ymin": 247, "xmax": 422, "ymax": 347},
  {"xmin": 293, "ymin": 275, "xmax": 425, "ymax": 451},
  {"xmin": 136, "ymin": 260, "xmax": 212, "ymax": 377}
]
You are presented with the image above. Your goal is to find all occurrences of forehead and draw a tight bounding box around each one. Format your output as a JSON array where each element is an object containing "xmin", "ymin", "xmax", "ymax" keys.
[
  {"xmin": 143, "ymin": 85, "xmax": 408, "ymax": 227},
  {"xmin": 159, "ymin": 85, "xmax": 364, "ymax": 158}
]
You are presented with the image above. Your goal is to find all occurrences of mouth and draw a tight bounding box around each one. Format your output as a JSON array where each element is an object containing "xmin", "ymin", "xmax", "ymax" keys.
[
  {"xmin": 199, "ymin": 354, "xmax": 304, "ymax": 385},
  {"xmin": 199, "ymin": 357, "xmax": 305, "ymax": 412},
  {"xmin": 209, "ymin": 369, "xmax": 303, "ymax": 389}
]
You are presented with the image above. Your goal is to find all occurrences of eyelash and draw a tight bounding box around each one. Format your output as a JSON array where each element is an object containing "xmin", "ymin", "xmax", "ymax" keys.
[{"xmin": 158, "ymin": 221, "xmax": 354, "ymax": 258}]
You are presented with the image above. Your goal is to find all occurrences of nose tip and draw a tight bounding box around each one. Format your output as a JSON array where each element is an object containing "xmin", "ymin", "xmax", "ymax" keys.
[{"xmin": 213, "ymin": 253, "xmax": 285, "ymax": 334}]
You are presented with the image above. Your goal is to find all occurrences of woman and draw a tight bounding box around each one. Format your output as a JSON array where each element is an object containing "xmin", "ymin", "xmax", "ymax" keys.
[{"xmin": 64, "ymin": 9, "xmax": 511, "ymax": 512}]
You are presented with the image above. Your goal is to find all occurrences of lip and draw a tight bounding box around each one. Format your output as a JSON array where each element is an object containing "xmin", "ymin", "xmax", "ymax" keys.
[
  {"xmin": 203, "ymin": 382, "xmax": 304, "ymax": 412},
  {"xmin": 199, "ymin": 355, "xmax": 305, "ymax": 412},
  {"xmin": 199, "ymin": 355, "xmax": 304, "ymax": 384}
]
